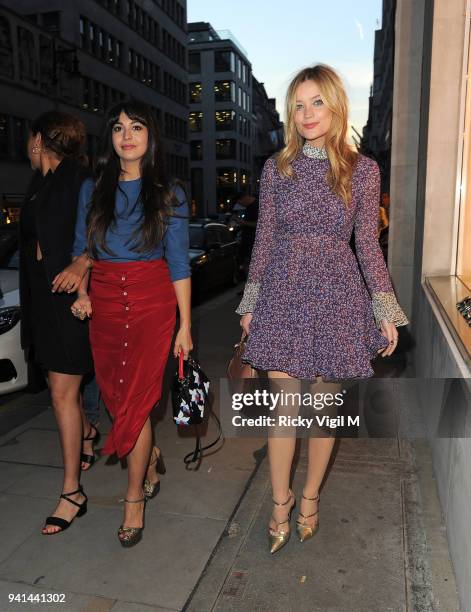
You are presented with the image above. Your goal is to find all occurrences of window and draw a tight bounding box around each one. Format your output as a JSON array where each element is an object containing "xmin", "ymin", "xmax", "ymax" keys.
[
  {"xmin": 190, "ymin": 82, "xmax": 202, "ymax": 103},
  {"xmin": 242, "ymin": 63, "xmax": 247, "ymax": 83},
  {"xmin": 0, "ymin": 114, "xmax": 8, "ymax": 159},
  {"xmin": 457, "ymin": 40, "xmax": 471, "ymax": 284},
  {"xmin": 217, "ymin": 168, "xmax": 238, "ymax": 211},
  {"xmin": 214, "ymin": 80, "xmax": 235, "ymax": 102},
  {"xmin": 217, "ymin": 167, "xmax": 238, "ymax": 186},
  {"xmin": 0, "ymin": 17, "xmax": 13, "ymax": 78},
  {"xmin": 80, "ymin": 16, "xmax": 86, "ymax": 46},
  {"xmin": 241, "ymin": 170, "xmax": 250, "ymax": 188},
  {"xmin": 216, "ymin": 139, "xmax": 236, "ymax": 160},
  {"xmin": 423, "ymin": 18, "xmax": 471, "ymax": 365},
  {"xmin": 89, "ymin": 23, "xmax": 96, "ymax": 51},
  {"xmin": 99, "ymin": 30, "xmax": 105, "ymax": 57},
  {"xmin": 215, "ymin": 50, "xmax": 235, "ymax": 72},
  {"xmin": 11, "ymin": 116, "xmax": 28, "ymax": 161},
  {"xmin": 17, "ymin": 27, "xmax": 36, "ymax": 81},
  {"xmin": 237, "ymin": 58, "xmax": 241, "ymax": 79},
  {"xmin": 189, "ymin": 53, "xmax": 201, "ymax": 74},
  {"xmin": 82, "ymin": 76, "xmax": 91, "ymax": 109},
  {"xmin": 238, "ymin": 87, "xmax": 242, "ymax": 107},
  {"xmin": 42, "ymin": 11, "xmax": 60, "ymax": 34},
  {"xmin": 39, "ymin": 34, "xmax": 54, "ymax": 94},
  {"xmin": 189, "ymin": 111, "xmax": 203, "ymax": 132},
  {"xmin": 190, "ymin": 140, "xmax": 203, "ymax": 161},
  {"xmin": 215, "ymin": 110, "xmax": 236, "ymax": 131},
  {"xmin": 116, "ymin": 41, "xmax": 122, "ymax": 67}
]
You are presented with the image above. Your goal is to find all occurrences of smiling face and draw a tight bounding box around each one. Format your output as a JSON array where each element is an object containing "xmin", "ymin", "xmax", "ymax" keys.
[
  {"xmin": 111, "ymin": 111, "xmax": 149, "ymax": 166},
  {"xmin": 293, "ymin": 79, "xmax": 333, "ymax": 147}
]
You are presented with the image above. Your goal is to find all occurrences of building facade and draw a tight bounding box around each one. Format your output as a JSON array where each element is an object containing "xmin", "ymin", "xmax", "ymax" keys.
[
  {"xmin": 251, "ymin": 76, "xmax": 283, "ymax": 192},
  {"xmin": 389, "ymin": 1, "xmax": 471, "ymax": 609},
  {"xmin": 0, "ymin": 0, "xmax": 189, "ymax": 206},
  {"xmin": 187, "ymin": 22, "xmax": 253, "ymax": 217},
  {"xmin": 361, "ymin": 0, "xmax": 396, "ymax": 192}
]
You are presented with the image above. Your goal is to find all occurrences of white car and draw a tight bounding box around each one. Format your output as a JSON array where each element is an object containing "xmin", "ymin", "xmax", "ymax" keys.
[{"xmin": 0, "ymin": 234, "xmax": 27, "ymax": 395}]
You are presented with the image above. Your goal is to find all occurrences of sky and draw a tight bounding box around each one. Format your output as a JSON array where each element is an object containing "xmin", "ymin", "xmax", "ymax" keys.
[{"xmin": 187, "ymin": 0, "xmax": 383, "ymax": 137}]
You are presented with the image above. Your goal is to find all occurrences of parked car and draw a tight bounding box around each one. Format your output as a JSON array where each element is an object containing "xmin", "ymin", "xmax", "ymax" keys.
[
  {"xmin": 0, "ymin": 229, "xmax": 28, "ymax": 395},
  {"xmin": 189, "ymin": 220, "xmax": 240, "ymax": 300}
]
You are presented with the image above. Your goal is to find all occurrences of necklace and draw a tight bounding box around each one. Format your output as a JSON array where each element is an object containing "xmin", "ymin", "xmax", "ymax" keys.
[{"xmin": 302, "ymin": 141, "xmax": 328, "ymax": 160}]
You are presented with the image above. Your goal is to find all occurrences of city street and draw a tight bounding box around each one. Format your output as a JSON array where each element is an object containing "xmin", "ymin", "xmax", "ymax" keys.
[{"xmin": 0, "ymin": 286, "xmax": 461, "ymax": 612}]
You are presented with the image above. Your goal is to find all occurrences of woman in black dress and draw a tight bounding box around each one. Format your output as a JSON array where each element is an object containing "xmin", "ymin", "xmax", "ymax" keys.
[{"xmin": 20, "ymin": 111, "xmax": 94, "ymax": 534}]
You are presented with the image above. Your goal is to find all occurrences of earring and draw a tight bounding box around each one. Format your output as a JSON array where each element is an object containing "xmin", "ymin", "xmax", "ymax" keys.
[{"xmin": 32, "ymin": 146, "xmax": 40, "ymax": 154}]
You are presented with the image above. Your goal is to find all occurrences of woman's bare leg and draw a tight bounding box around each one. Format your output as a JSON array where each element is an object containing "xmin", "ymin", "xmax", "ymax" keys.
[
  {"xmin": 300, "ymin": 377, "xmax": 340, "ymax": 528},
  {"xmin": 79, "ymin": 394, "xmax": 94, "ymax": 470},
  {"xmin": 122, "ymin": 417, "xmax": 152, "ymax": 528},
  {"xmin": 267, "ymin": 371, "xmax": 299, "ymax": 533},
  {"xmin": 42, "ymin": 371, "xmax": 85, "ymax": 534}
]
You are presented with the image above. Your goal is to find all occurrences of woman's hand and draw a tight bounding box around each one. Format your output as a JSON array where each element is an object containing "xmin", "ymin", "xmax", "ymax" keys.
[
  {"xmin": 173, "ymin": 325, "xmax": 193, "ymax": 360},
  {"xmin": 52, "ymin": 255, "xmax": 90, "ymax": 294},
  {"xmin": 71, "ymin": 294, "xmax": 92, "ymax": 320},
  {"xmin": 240, "ymin": 313, "xmax": 253, "ymax": 337},
  {"xmin": 377, "ymin": 320, "xmax": 398, "ymax": 357}
]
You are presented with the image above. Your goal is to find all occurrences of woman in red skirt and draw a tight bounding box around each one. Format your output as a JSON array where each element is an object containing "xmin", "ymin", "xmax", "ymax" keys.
[{"xmin": 53, "ymin": 102, "xmax": 191, "ymax": 546}]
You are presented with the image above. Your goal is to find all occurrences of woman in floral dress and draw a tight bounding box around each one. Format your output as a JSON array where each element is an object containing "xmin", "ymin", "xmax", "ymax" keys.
[{"xmin": 237, "ymin": 64, "xmax": 408, "ymax": 553}]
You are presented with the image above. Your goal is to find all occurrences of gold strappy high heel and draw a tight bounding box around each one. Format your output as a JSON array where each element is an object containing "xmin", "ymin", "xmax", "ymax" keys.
[
  {"xmin": 296, "ymin": 492, "xmax": 320, "ymax": 543},
  {"xmin": 268, "ymin": 490, "xmax": 295, "ymax": 554},
  {"xmin": 118, "ymin": 497, "xmax": 146, "ymax": 548},
  {"xmin": 143, "ymin": 446, "xmax": 166, "ymax": 500}
]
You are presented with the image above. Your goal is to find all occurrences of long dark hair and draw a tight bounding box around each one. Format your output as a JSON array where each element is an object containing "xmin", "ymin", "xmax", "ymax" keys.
[
  {"xmin": 87, "ymin": 101, "xmax": 175, "ymax": 257},
  {"xmin": 31, "ymin": 111, "xmax": 88, "ymax": 165}
]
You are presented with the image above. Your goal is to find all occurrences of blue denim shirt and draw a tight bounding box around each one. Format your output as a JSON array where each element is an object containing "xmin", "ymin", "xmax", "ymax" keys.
[{"xmin": 72, "ymin": 178, "xmax": 190, "ymax": 282}]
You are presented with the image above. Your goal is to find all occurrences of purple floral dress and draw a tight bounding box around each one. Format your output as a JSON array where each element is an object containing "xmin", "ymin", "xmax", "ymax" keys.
[{"xmin": 236, "ymin": 144, "xmax": 408, "ymax": 380}]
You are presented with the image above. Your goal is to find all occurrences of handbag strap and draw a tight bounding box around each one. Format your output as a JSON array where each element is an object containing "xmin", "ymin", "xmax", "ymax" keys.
[{"xmin": 183, "ymin": 407, "xmax": 223, "ymax": 469}]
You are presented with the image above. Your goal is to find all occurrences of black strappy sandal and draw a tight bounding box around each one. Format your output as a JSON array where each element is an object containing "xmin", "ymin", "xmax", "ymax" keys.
[
  {"xmin": 81, "ymin": 424, "xmax": 100, "ymax": 470},
  {"xmin": 42, "ymin": 486, "xmax": 88, "ymax": 535}
]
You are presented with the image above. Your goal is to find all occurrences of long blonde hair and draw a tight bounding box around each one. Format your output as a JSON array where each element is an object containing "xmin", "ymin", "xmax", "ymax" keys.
[{"xmin": 277, "ymin": 64, "xmax": 358, "ymax": 206}]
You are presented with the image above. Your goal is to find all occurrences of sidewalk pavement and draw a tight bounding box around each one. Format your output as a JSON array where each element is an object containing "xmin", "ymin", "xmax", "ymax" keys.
[{"xmin": 0, "ymin": 287, "xmax": 462, "ymax": 612}]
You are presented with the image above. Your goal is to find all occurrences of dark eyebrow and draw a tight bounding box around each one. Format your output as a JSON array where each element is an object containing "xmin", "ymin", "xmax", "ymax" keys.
[
  {"xmin": 113, "ymin": 120, "xmax": 143, "ymax": 125},
  {"xmin": 295, "ymin": 95, "xmax": 321, "ymax": 103}
]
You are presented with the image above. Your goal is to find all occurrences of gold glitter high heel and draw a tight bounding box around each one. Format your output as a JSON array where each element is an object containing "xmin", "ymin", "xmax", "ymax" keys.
[
  {"xmin": 268, "ymin": 490, "xmax": 295, "ymax": 554},
  {"xmin": 143, "ymin": 446, "xmax": 166, "ymax": 500},
  {"xmin": 118, "ymin": 497, "xmax": 146, "ymax": 548},
  {"xmin": 296, "ymin": 492, "xmax": 320, "ymax": 543}
]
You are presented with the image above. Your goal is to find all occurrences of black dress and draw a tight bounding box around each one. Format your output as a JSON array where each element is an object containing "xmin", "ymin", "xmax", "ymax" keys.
[{"xmin": 19, "ymin": 160, "xmax": 93, "ymax": 375}]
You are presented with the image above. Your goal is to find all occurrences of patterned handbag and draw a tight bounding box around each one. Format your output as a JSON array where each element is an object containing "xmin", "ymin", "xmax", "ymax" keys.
[
  {"xmin": 172, "ymin": 353, "xmax": 210, "ymax": 426},
  {"xmin": 172, "ymin": 353, "xmax": 222, "ymax": 468}
]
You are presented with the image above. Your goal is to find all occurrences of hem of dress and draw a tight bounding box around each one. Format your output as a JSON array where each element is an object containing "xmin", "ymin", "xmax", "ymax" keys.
[
  {"xmin": 35, "ymin": 360, "xmax": 93, "ymax": 376},
  {"xmin": 241, "ymin": 357, "xmax": 375, "ymax": 381}
]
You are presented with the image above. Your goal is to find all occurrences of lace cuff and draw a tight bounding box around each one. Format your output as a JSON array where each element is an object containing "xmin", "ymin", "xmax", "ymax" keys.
[
  {"xmin": 372, "ymin": 292, "xmax": 409, "ymax": 328},
  {"xmin": 236, "ymin": 282, "xmax": 260, "ymax": 314}
]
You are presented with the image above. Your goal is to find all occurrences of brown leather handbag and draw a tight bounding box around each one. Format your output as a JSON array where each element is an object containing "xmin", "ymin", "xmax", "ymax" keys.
[{"xmin": 227, "ymin": 332, "xmax": 258, "ymax": 380}]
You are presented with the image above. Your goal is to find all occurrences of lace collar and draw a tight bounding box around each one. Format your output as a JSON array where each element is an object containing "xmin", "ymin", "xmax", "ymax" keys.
[{"xmin": 302, "ymin": 141, "xmax": 328, "ymax": 160}]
